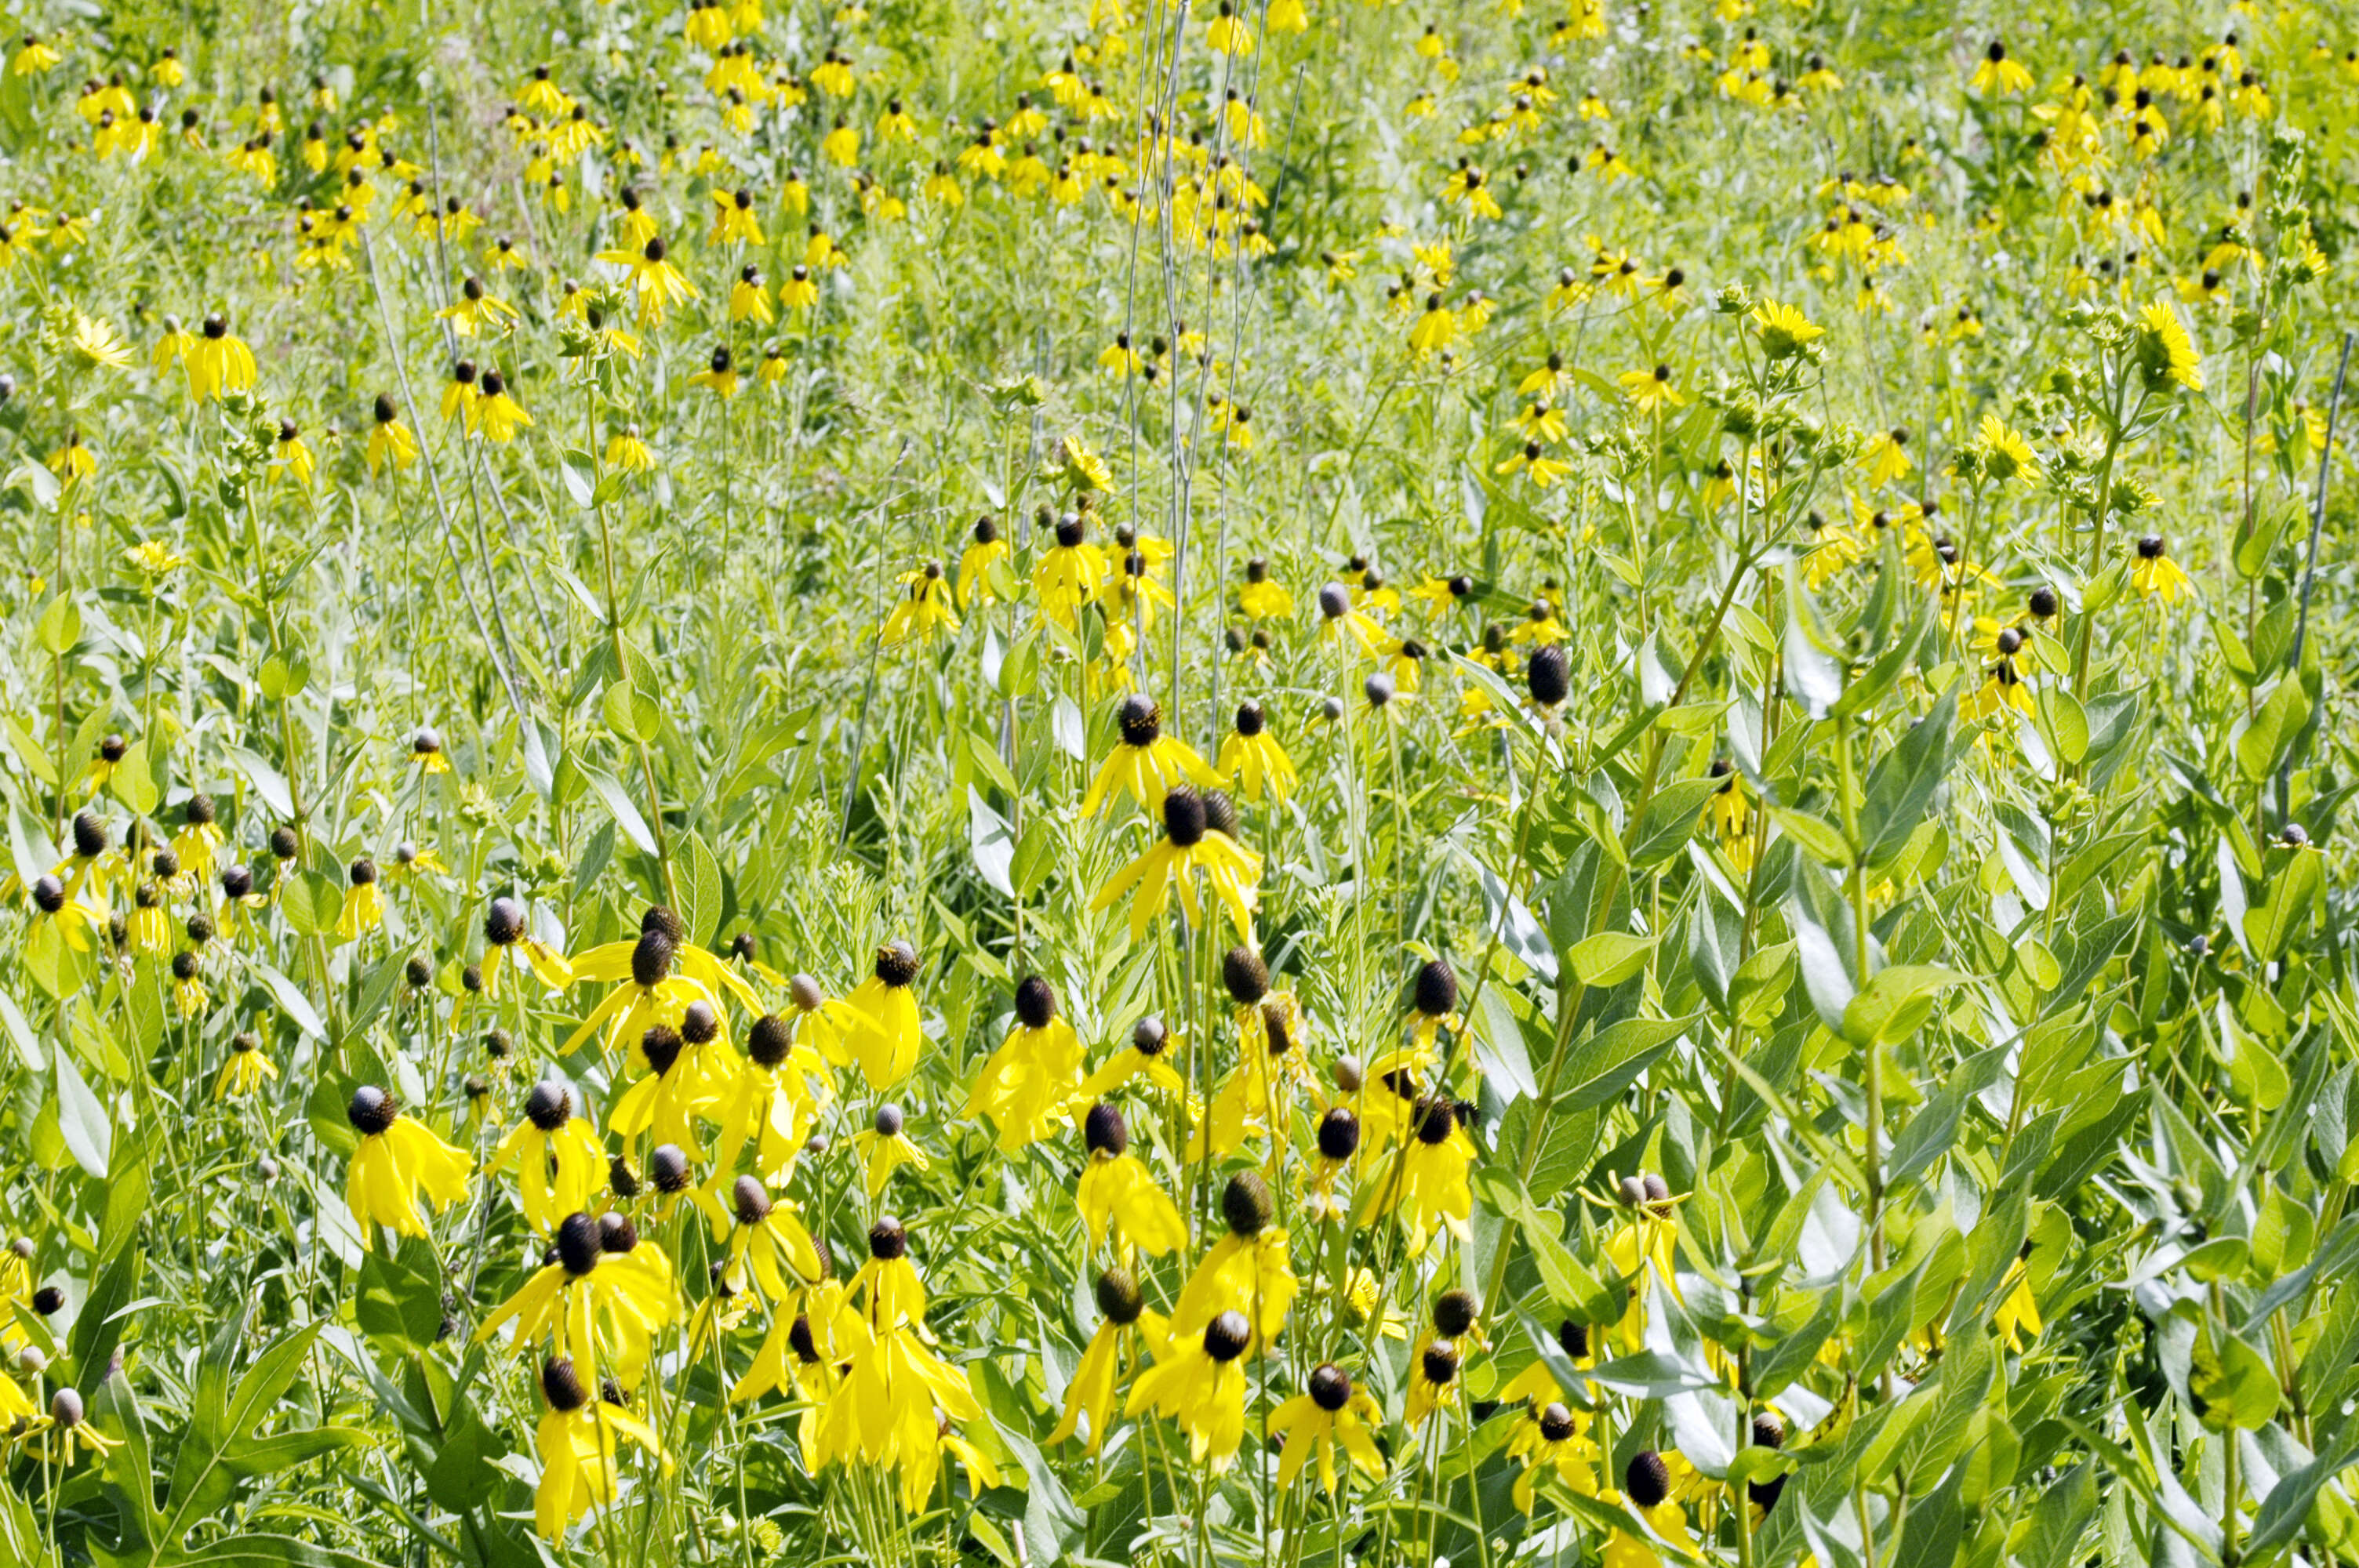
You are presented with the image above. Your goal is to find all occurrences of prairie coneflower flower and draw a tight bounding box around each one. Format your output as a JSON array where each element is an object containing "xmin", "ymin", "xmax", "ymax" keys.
[
  {"xmin": 722, "ymin": 1174, "xmax": 823, "ymax": 1300},
  {"xmin": 1172, "ymin": 1173, "xmax": 1299, "ymax": 1345},
  {"xmin": 687, "ymin": 345, "xmax": 740, "ymax": 398},
  {"xmin": 1218, "ymin": 701, "xmax": 1297, "ymax": 804},
  {"xmin": 1269, "ymin": 1364, "xmax": 1387, "ymax": 1494},
  {"xmin": 2129, "ymin": 535, "xmax": 2193, "ymax": 602},
  {"xmin": 213, "ymin": 1032, "xmax": 276, "ymax": 1100},
  {"xmin": 845, "ymin": 941, "xmax": 925, "ymax": 1087},
  {"xmin": 478, "ymin": 1212, "xmax": 676, "ymax": 1390},
  {"xmin": 565, "ymin": 908, "xmax": 754, "ymax": 1056},
  {"xmin": 474, "ymin": 370, "xmax": 532, "ymax": 442},
  {"xmin": 488, "ymin": 1081, "xmax": 606, "ymax": 1232},
  {"xmin": 481, "ymin": 895, "xmax": 574, "ymax": 996},
  {"xmin": 169, "ymin": 794, "xmax": 225, "ymax": 883},
  {"xmin": 1034, "ymin": 511, "xmax": 1109, "ymax": 628},
  {"xmin": 1074, "ymin": 1105, "xmax": 1187, "ymax": 1255},
  {"xmin": 610, "ymin": 1021, "xmax": 720, "ymax": 1155},
  {"xmin": 714, "ymin": 1012, "xmax": 833, "ymax": 1180},
  {"xmin": 1972, "ymin": 40, "xmax": 2035, "ymax": 96},
  {"xmin": 1082, "ymin": 695, "xmax": 1223, "ymax": 818},
  {"xmin": 181, "ymin": 314, "xmax": 258, "ymax": 401},
  {"xmin": 595, "ymin": 235, "xmax": 698, "ymax": 324},
  {"xmin": 966, "ymin": 976, "xmax": 1085, "ymax": 1151},
  {"xmin": 880, "ymin": 563, "xmax": 959, "ymax": 644},
  {"xmin": 334, "ymin": 858, "xmax": 383, "ymax": 942},
  {"xmin": 531, "ymin": 1357, "xmax": 667, "ymax": 1541},
  {"xmin": 1126, "ymin": 1309, "xmax": 1256, "ymax": 1471},
  {"xmin": 1508, "ymin": 1400, "xmax": 1603, "ymax": 1512},
  {"xmin": 1091, "ymin": 787, "xmax": 1262, "ymax": 943},
  {"xmin": 367, "ymin": 394, "xmax": 417, "ymax": 474},
  {"xmin": 1355, "ymin": 1097, "xmax": 1473, "ymax": 1254},
  {"xmin": 955, "ymin": 516, "xmax": 1009, "ymax": 606},
  {"xmin": 1238, "ymin": 557, "xmax": 1293, "ymax": 619},
  {"xmin": 1993, "ymin": 1252, "xmax": 2044, "ymax": 1350},
  {"xmin": 1604, "ymin": 1172, "xmax": 1681, "ymax": 1351},
  {"xmin": 1081, "ymin": 1014, "xmax": 1189, "ymax": 1098},
  {"xmin": 436, "ymin": 274, "xmax": 519, "ymax": 337},
  {"xmin": 1405, "ymin": 1337, "xmax": 1463, "ymax": 1427},
  {"xmin": 1049, "ymin": 1267, "xmax": 1169, "ymax": 1453},
  {"xmin": 850, "ymin": 1102, "xmax": 930, "ymax": 1196},
  {"xmin": 343, "ymin": 1087, "xmax": 472, "ymax": 1251},
  {"xmin": 1602, "ymin": 1452, "xmax": 1703, "ymax": 1568},
  {"xmin": 1862, "ymin": 427, "xmax": 1912, "ymax": 488},
  {"xmin": 1619, "ymin": 364, "xmax": 1684, "ymax": 413}
]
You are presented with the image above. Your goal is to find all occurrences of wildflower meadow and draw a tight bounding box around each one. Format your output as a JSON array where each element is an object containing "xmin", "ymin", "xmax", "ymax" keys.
[{"xmin": 0, "ymin": 0, "xmax": 2354, "ymax": 1565}]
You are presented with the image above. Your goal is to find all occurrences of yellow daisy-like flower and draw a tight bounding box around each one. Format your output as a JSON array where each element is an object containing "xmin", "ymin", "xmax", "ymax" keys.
[
  {"xmin": 1269, "ymin": 1364, "xmax": 1387, "ymax": 1494},
  {"xmin": 880, "ymin": 563, "xmax": 959, "ymax": 645},
  {"xmin": 1083, "ymin": 695, "xmax": 1224, "ymax": 818},
  {"xmin": 1050, "ymin": 1266, "xmax": 1169, "ymax": 1454},
  {"xmin": 1750, "ymin": 299, "xmax": 1824, "ymax": 358},
  {"xmin": 1091, "ymin": 788, "xmax": 1262, "ymax": 943},
  {"xmin": 850, "ymin": 1104, "xmax": 932, "ymax": 1196},
  {"xmin": 343, "ymin": 1087, "xmax": 473, "ymax": 1250},
  {"xmin": 2129, "ymin": 534, "xmax": 2194, "ymax": 602},
  {"xmin": 1125, "ymin": 1309, "xmax": 1256, "ymax": 1472},
  {"xmin": 1074, "ymin": 1105, "xmax": 1188, "ymax": 1255},
  {"xmin": 478, "ymin": 1211, "xmax": 677, "ymax": 1389},
  {"xmin": 2135, "ymin": 299, "xmax": 2205, "ymax": 391},
  {"xmin": 480, "ymin": 896, "xmax": 575, "ymax": 996},
  {"xmin": 531, "ymin": 1357, "xmax": 667, "ymax": 1541},
  {"xmin": 180, "ymin": 314, "xmax": 259, "ymax": 401},
  {"xmin": 1216, "ymin": 701, "xmax": 1296, "ymax": 804},
  {"xmin": 966, "ymin": 977, "xmax": 1085, "ymax": 1151},
  {"xmin": 213, "ymin": 1033, "xmax": 277, "ymax": 1101},
  {"xmin": 956, "ymin": 516, "xmax": 1011, "ymax": 607},
  {"xmin": 487, "ymin": 1081, "xmax": 607, "ymax": 1233},
  {"xmin": 844, "ymin": 941, "xmax": 925, "ymax": 1087}
]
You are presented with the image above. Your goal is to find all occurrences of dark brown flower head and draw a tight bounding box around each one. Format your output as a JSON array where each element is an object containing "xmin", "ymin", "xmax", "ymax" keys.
[
  {"xmin": 1015, "ymin": 975, "xmax": 1057, "ymax": 1030},
  {"xmin": 1432, "ymin": 1289, "xmax": 1478, "ymax": 1338},
  {"xmin": 631, "ymin": 929, "xmax": 675, "ymax": 986},
  {"xmin": 541, "ymin": 1356, "xmax": 587, "ymax": 1412},
  {"xmin": 1415, "ymin": 957, "xmax": 1457, "ymax": 1018},
  {"xmin": 1223, "ymin": 945, "xmax": 1270, "ymax": 1004},
  {"xmin": 1161, "ymin": 787, "xmax": 1206, "ymax": 847},
  {"xmin": 748, "ymin": 1014, "xmax": 792, "ymax": 1066},
  {"xmin": 556, "ymin": 1213, "xmax": 602, "ymax": 1276},
  {"xmin": 1626, "ymin": 1450, "xmax": 1671, "ymax": 1509},
  {"xmin": 649, "ymin": 1144, "xmax": 690, "ymax": 1192},
  {"xmin": 1203, "ymin": 1310, "xmax": 1252, "ymax": 1363},
  {"xmin": 1309, "ymin": 1363, "xmax": 1353, "ymax": 1410},
  {"xmin": 525, "ymin": 1080, "xmax": 571, "ymax": 1131},
  {"xmin": 639, "ymin": 1024, "xmax": 683, "ymax": 1076},
  {"xmin": 874, "ymin": 940, "xmax": 919, "ymax": 987},
  {"xmin": 869, "ymin": 1215, "xmax": 908, "ymax": 1259},
  {"xmin": 347, "ymin": 1085, "xmax": 396, "ymax": 1134},
  {"xmin": 1085, "ymin": 1102, "xmax": 1129, "ymax": 1156},
  {"xmin": 485, "ymin": 897, "xmax": 525, "ymax": 946},
  {"xmin": 1318, "ymin": 1105, "xmax": 1360, "ymax": 1160},
  {"xmin": 1223, "ymin": 1171, "xmax": 1274, "ymax": 1236},
  {"xmin": 1096, "ymin": 1266, "xmax": 1144, "ymax": 1324},
  {"xmin": 1118, "ymin": 693, "xmax": 1162, "ymax": 746}
]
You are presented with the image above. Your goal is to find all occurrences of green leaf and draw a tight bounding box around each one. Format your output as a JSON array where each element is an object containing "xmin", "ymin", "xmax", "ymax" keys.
[
  {"xmin": 1841, "ymin": 964, "xmax": 1964, "ymax": 1048},
  {"xmin": 2188, "ymin": 1326, "xmax": 2279, "ymax": 1431},
  {"xmin": 2234, "ymin": 673, "xmax": 2310, "ymax": 783},
  {"xmin": 54, "ymin": 1044, "xmax": 110, "ymax": 1177},
  {"xmin": 1627, "ymin": 776, "xmax": 1721, "ymax": 868},
  {"xmin": 1567, "ymin": 931, "xmax": 1655, "ymax": 988},
  {"xmin": 968, "ymin": 786, "xmax": 1016, "ymax": 898},
  {"xmin": 1768, "ymin": 804, "xmax": 1853, "ymax": 867},
  {"xmin": 1857, "ymin": 687, "xmax": 1958, "ymax": 869},
  {"xmin": 2242, "ymin": 848, "xmax": 2321, "ymax": 962},
  {"xmin": 279, "ymin": 873, "xmax": 343, "ymax": 938},
  {"xmin": 35, "ymin": 592, "xmax": 81, "ymax": 655},
  {"xmin": 678, "ymin": 829, "xmax": 724, "ymax": 946}
]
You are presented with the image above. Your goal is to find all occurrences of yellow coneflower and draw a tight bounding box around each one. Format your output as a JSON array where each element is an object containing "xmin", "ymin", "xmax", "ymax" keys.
[
  {"xmin": 879, "ymin": 563, "xmax": 958, "ymax": 644},
  {"xmin": 1091, "ymin": 787, "xmax": 1261, "ymax": 942},
  {"xmin": 214, "ymin": 1033, "xmax": 276, "ymax": 1101},
  {"xmin": 333, "ymin": 858, "xmax": 383, "ymax": 942},
  {"xmin": 1049, "ymin": 1266, "xmax": 1169, "ymax": 1454},
  {"xmin": 531, "ymin": 1357, "xmax": 667, "ymax": 1541},
  {"xmin": 366, "ymin": 394, "xmax": 417, "ymax": 474},
  {"xmin": 343, "ymin": 1087, "xmax": 472, "ymax": 1250}
]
